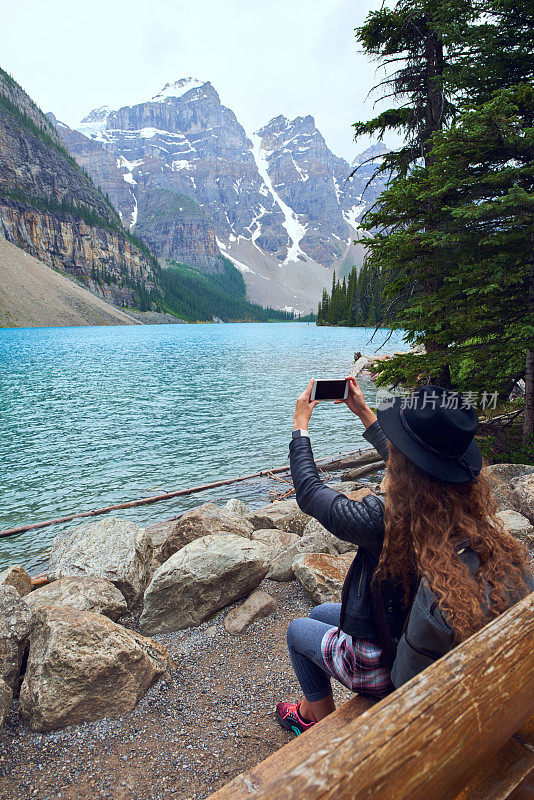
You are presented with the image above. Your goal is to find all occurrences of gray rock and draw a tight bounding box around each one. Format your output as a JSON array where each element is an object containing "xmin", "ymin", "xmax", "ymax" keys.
[
  {"xmin": 159, "ymin": 503, "xmax": 254, "ymax": 562},
  {"xmin": 139, "ymin": 534, "xmax": 270, "ymax": 634},
  {"xmin": 25, "ymin": 577, "xmax": 128, "ymax": 621},
  {"xmin": 224, "ymin": 590, "xmax": 277, "ymax": 635},
  {"xmin": 484, "ymin": 463, "xmax": 534, "ymax": 483},
  {"xmin": 497, "ymin": 510, "xmax": 534, "ymax": 558},
  {"xmin": 0, "ymin": 565, "xmax": 32, "ymax": 597},
  {"xmin": 246, "ymin": 499, "xmax": 310, "ymax": 535},
  {"xmin": 47, "ymin": 518, "xmax": 153, "ymax": 609},
  {"xmin": 19, "ymin": 606, "xmax": 171, "ymax": 732},
  {"xmin": 0, "ymin": 677, "xmax": 12, "ymax": 727},
  {"xmin": 250, "ymin": 529, "xmax": 300, "ymax": 559},
  {"xmin": 224, "ymin": 499, "xmax": 250, "ymax": 517},
  {"xmin": 484, "ymin": 464, "xmax": 534, "ymax": 512},
  {"xmin": 293, "ymin": 552, "xmax": 357, "ymax": 604},
  {"xmin": 302, "ymin": 518, "xmax": 355, "ymax": 554},
  {"xmin": 512, "ymin": 474, "xmax": 534, "ymax": 524},
  {"xmin": 145, "ymin": 520, "xmax": 177, "ymax": 566},
  {"xmin": 0, "ymin": 585, "xmax": 31, "ymax": 692},
  {"xmin": 268, "ymin": 532, "xmax": 339, "ymax": 582}
]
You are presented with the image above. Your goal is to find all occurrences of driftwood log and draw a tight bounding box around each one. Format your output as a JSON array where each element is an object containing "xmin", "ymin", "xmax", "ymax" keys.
[
  {"xmin": 341, "ymin": 459, "xmax": 386, "ymax": 481},
  {"xmin": 0, "ymin": 448, "xmax": 383, "ymax": 539},
  {"xmin": 206, "ymin": 591, "xmax": 534, "ymax": 800}
]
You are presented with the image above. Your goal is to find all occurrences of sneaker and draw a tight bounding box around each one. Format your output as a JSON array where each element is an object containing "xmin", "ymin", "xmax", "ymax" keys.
[{"xmin": 275, "ymin": 701, "xmax": 316, "ymax": 736}]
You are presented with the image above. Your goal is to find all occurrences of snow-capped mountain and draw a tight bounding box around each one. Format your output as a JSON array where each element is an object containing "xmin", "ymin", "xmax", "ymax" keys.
[{"xmin": 54, "ymin": 78, "xmax": 386, "ymax": 312}]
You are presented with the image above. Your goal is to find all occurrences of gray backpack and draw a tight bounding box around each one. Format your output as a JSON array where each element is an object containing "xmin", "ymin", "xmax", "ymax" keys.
[{"xmin": 390, "ymin": 544, "xmax": 534, "ymax": 689}]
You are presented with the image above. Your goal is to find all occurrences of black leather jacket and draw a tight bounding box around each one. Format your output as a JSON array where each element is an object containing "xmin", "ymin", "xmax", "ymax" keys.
[{"xmin": 290, "ymin": 421, "xmax": 406, "ymax": 643}]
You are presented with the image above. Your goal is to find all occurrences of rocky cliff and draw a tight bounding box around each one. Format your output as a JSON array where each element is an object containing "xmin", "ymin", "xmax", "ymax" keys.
[
  {"xmin": 56, "ymin": 78, "xmax": 387, "ymax": 312},
  {"xmin": 0, "ymin": 68, "xmax": 159, "ymax": 310},
  {"xmin": 0, "ymin": 198, "xmax": 155, "ymax": 307},
  {"xmin": 0, "ymin": 235, "xmax": 141, "ymax": 327}
]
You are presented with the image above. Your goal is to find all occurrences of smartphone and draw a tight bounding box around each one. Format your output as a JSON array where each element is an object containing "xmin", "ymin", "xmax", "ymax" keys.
[{"xmin": 310, "ymin": 378, "xmax": 349, "ymax": 401}]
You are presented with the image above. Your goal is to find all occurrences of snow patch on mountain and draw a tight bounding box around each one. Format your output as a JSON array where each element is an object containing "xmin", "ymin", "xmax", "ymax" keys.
[
  {"xmin": 153, "ymin": 78, "xmax": 206, "ymax": 102},
  {"xmin": 76, "ymin": 106, "xmax": 113, "ymax": 137},
  {"xmin": 216, "ymin": 237, "xmax": 257, "ymax": 275},
  {"xmin": 130, "ymin": 192, "xmax": 138, "ymax": 229},
  {"xmin": 343, "ymin": 202, "xmax": 366, "ymax": 229},
  {"xmin": 249, "ymin": 132, "xmax": 307, "ymax": 265}
]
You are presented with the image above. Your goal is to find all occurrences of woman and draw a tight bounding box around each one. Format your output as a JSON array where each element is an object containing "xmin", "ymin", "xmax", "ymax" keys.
[{"xmin": 275, "ymin": 377, "xmax": 533, "ymax": 735}]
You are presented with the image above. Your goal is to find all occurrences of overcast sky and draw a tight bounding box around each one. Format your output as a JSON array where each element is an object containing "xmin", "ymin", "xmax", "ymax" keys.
[{"xmin": 0, "ymin": 0, "xmax": 393, "ymax": 162}]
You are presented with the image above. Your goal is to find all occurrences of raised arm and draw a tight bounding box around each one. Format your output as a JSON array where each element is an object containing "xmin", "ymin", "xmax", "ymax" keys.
[
  {"xmin": 335, "ymin": 376, "xmax": 389, "ymax": 463},
  {"xmin": 290, "ymin": 435, "xmax": 385, "ymax": 557},
  {"xmin": 290, "ymin": 378, "xmax": 386, "ymax": 557}
]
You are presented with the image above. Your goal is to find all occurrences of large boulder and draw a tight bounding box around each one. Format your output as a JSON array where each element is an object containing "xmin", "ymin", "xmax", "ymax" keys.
[
  {"xmin": 19, "ymin": 606, "xmax": 171, "ymax": 732},
  {"xmin": 246, "ymin": 499, "xmax": 310, "ymax": 535},
  {"xmin": 139, "ymin": 534, "xmax": 271, "ymax": 634},
  {"xmin": 302, "ymin": 519, "xmax": 356, "ymax": 555},
  {"xmin": 25, "ymin": 577, "xmax": 128, "ymax": 621},
  {"xmin": 484, "ymin": 464, "xmax": 534, "ymax": 513},
  {"xmin": 159, "ymin": 503, "xmax": 254, "ymax": 562},
  {"xmin": 47, "ymin": 518, "xmax": 152, "ymax": 609},
  {"xmin": 497, "ymin": 510, "xmax": 534, "ymax": 558},
  {"xmin": 0, "ymin": 585, "xmax": 31, "ymax": 692},
  {"xmin": 512, "ymin": 475, "xmax": 534, "ymax": 524},
  {"xmin": 251, "ymin": 529, "xmax": 300, "ymax": 559},
  {"xmin": 0, "ymin": 565, "xmax": 32, "ymax": 597},
  {"xmin": 0, "ymin": 677, "xmax": 12, "ymax": 727},
  {"xmin": 293, "ymin": 552, "xmax": 357, "ymax": 604},
  {"xmin": 268, "ymin": 532, "xmax": 339, "ymax": 582},
  {"xmin": 224, "ymin": 590, "xmax": 277, "ymax": 635}
]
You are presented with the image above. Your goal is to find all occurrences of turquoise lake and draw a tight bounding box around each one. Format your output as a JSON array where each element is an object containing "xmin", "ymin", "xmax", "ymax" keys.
[{"xmin": 0, "ymin": 322, "xmax": 407, "ymax": 571}]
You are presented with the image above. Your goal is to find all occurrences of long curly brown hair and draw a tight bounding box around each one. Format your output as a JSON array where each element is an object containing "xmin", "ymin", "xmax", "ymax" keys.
[{"xmin": 374, "ymin": 442, "xmax": 531, "ymax": 642}]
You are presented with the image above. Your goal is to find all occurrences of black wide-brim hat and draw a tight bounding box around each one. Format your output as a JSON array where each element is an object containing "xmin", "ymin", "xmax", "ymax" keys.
[{"xmin": 377, "ymin": 384, "xmax": 483, "ymax": 484}]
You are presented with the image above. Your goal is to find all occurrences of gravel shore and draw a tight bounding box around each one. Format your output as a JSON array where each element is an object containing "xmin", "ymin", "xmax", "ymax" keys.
[{"xmin": 0, "ymin": 579, "xmax": 353, "ymax": 800}]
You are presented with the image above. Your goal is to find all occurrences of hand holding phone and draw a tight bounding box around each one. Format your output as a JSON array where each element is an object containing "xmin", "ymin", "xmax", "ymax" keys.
[
  {"xmin": 293, "ymin": 379, "xmax": 319, "ymax": 430},
  {"xmin": 310, "ymin": 378, "xmax": 349, "ymax": 401}
]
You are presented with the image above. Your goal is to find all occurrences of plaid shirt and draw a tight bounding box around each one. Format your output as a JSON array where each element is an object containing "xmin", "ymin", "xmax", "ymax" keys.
[{"xmin": 321, "ymin": 628, "xmax": 394, "ymax": 698}]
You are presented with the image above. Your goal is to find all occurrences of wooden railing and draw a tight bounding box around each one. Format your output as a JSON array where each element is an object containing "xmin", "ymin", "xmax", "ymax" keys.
[{"xmin": 207, "ymin": 591, "xmax": 534, "ymax": 800}]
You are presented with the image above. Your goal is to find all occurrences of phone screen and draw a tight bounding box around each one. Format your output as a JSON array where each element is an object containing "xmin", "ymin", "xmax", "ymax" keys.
[{"xmin": 313, "ymin": 379, "xmax": 348, "ymax": 400}]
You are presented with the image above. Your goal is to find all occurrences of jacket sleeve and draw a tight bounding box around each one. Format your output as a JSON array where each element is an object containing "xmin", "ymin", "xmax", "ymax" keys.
[
  {"xmin": 362, "ymin": 419, "xmax": 390, "ymax": 462},
  {"xmin": 290, "ymin": 435, "xmax": 384, "ymax": 557}
]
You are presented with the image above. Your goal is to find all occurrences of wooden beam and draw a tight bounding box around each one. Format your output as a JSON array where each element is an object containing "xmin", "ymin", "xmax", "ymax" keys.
[{"xmin": 207, "ymin": 592, "xmax": 534, "ymax": 800}]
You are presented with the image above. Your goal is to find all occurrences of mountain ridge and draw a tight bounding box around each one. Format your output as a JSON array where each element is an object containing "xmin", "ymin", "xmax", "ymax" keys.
[{"xmin": 54, "ymin": 78, "xmax": 387, "ymax": 313}]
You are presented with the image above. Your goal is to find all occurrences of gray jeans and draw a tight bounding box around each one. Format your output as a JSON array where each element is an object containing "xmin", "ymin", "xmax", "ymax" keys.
[{"xmin": 286, "ymin": 603, "xmax": 340, "ymax": 702}]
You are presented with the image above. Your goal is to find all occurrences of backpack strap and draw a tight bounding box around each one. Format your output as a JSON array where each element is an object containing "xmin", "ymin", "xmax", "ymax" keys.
[
  {"xmin": 369, "ymin": 576, "xmax": 397, "ymax": 670},
  {"xmin": 336, "ymin": 555, "xmax": 358, "ymax": 638}
]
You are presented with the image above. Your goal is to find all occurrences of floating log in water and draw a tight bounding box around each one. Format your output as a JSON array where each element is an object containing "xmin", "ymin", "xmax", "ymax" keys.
[{"xmin": 0, "ymin": 447, "xmax": 381, "ymax": 539}]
